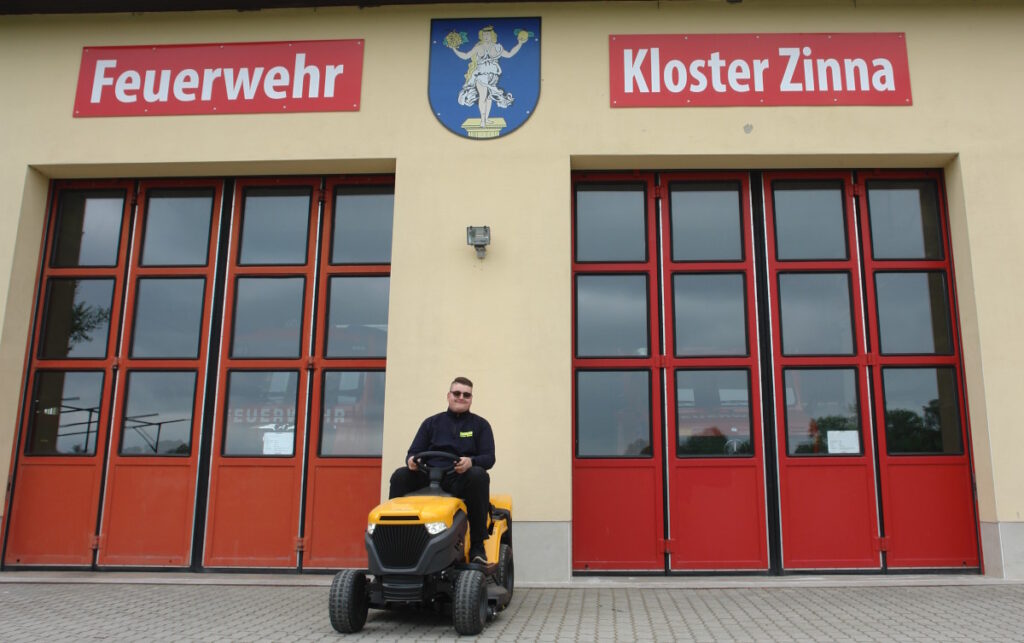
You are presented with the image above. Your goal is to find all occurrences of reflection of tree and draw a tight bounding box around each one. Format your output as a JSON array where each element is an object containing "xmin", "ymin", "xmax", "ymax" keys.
[
  {"xmin": 679, "ymin": 433, "xmax": 752, "ymax": 456},
  {"xmin": 67, "ymin": 299, "xmax": 111, "ymax": 352},
  {"xmin": 885, "ymin": 399, "xmax": 942, "ymax": 453},
  {"xmin": 794, "ymin": 414, "xmax": 856, "ymax": 454}
]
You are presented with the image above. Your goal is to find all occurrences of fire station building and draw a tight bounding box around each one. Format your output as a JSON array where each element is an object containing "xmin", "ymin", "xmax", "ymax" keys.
[{"xmin": 1, "ymin": 0, "xmax": 1023, "ymax": 582}]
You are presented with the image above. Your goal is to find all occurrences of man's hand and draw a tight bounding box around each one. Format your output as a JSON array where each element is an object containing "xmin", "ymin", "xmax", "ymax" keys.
[
  {"xmin": 454, "ymin": 456, "xmax": 472, "ymax": 474},
  {"xmin": 407, "ymin": 455, "xmax": 418, "ymax": 471}
]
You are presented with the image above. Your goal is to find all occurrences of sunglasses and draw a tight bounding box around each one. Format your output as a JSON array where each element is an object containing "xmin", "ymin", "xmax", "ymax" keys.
[{"xmin": 449, "ymin": 390, "xmax": 473, "ymax": 399}]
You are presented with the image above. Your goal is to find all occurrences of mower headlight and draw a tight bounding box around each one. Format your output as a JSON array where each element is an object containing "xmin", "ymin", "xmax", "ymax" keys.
[
  {"xmin": 424, "ymin": 521, "xmax": 447, "ymax": 535},
  {"xmin": 367, "ymin": 523, "xmax": 376, "ymax": 535}
]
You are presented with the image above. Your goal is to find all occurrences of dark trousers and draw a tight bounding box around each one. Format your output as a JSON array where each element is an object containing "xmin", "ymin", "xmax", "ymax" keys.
[{"xmin": 389, "ymin": 466, "xmax": 491, "ymax": 549}]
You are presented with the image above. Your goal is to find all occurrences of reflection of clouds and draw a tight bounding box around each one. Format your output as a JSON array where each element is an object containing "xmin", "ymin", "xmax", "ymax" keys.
[
  {"xmin": 241, "ymin": 193, "xmax": 311, "ymax": 263},
  {"xmin": 78, "ymin": 197, "xmax": 124, "ymax": 264},
  {"xmin": 779, "ymin": 274, "xmax": 852, "ymax": 354},
  {"xmin": 330, "ymin": 277, "xmax": 390, "ymax": 325},
  {"xmin": 334, "ymin": 193, "xmax": 394, "ymax": 263},
  {"xmin": 671, "ymin": 190, "xmax": 742, "ymax": 261},
  {"xmin": 674, "ymin": 274, "xmax": 745, "ymax": 355},
  {"xmin": 876, "ymin": 273, "xmax": 948, "ymax": 354},
  {"xmin": 133, "ymin": 278, "xmax": 204, "ymax": 357},
  {"xmin": 774, "ymin": 188, "xmax": 846, "ymax": 259},
  {"xmin": 577, "ymin": 275, "xmax": 647, "ymax": 356},
  {"xmin": 143, "ymin": 196, "xmax": 212, "ymax": 265},
  {"xmin": 868, "ymin": 188, "xmax": 932, "ymax": 258},
  {"xmin": 233, "ymin": 278, "xmax": 304, "ymax": 356},
  {"xmin": 576, "ymin": 190, "xmax": 645, "ymax": 261},
  {"xmin": 122, "ymin": 371, "xmax": 196, "ymax": 453},
  {"xmin": 577, "ymin": 371, "xmax": 650, "ymax": 456}
]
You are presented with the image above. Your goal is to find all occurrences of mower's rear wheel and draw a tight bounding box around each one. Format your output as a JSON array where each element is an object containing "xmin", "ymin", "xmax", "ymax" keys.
[
  {"xmin": 497, "ymin": 543, "xmax": 514, "ymax": 610},
  {"xmin": 329, "ymin": 569, "xmax": 369, "ymax": 633},
  {"xmin": 453, "ymin": 569, "xmax": 487, "ymax": 635}
]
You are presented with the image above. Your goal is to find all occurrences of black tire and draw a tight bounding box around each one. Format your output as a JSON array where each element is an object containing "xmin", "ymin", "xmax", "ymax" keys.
[
  {"xmin": 496, "ymin": 543, "xmax": 514, "ymax": 609},
  {"xmin": 452, "ymin": 569, "xmax": 487, "ymax": 635},
  {"xmin": 329, "ymin": 569, "xmax": 369, "ymax": 633}
]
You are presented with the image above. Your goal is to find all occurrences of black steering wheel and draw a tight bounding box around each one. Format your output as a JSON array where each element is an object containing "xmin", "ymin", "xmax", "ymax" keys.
[{"xmin": 412, "ymin": 450, "xmax": 460, "ymax": 488}]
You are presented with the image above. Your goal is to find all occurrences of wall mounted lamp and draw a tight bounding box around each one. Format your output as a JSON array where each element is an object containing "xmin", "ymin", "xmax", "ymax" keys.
[{"xmin": 466, "ymin": 225, "xmax": 491, "ymax": 259}]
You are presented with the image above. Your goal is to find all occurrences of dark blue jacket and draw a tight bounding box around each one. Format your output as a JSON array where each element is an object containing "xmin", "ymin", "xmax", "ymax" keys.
[{"xmin": 406, "ymin": 409, "xmax": 495, "ymax": 470}]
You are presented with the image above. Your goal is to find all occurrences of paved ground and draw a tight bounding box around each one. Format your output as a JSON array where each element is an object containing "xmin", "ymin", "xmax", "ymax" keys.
[{"xmin": 1, "ymin": 574, "xmax": 1023, "ymax": 641}]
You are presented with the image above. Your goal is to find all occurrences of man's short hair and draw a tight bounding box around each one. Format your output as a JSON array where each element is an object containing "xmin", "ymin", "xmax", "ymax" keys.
[{"xmin": 451, "ymin": 376, "xmax": 473, "ymax": 389}]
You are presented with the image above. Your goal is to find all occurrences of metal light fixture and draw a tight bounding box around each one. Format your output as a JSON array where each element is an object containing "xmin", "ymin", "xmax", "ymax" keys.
[{"xmin": 466, "ymin": 225, "xmax": 491, "ymax": 259}]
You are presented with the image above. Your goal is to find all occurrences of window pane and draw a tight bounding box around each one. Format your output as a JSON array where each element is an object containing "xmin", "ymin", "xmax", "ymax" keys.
[
  {"xmin": 27, "ymin": 371, "xmax": 103, "ymax": 455},
  {"xmin": 40, "ymin": 278, "xmax": 114, "ymax": 359},
  {"xmin": 321, "ymin": 371, "xmax": 386, "ymax": 456},
  {"xmin": 673, "ymin": 273, "xmax": 747, "ymax": 356},
  {"xmin": 779, "ymin": 273, "xmax": 854, "ymax": 356},
  {"xmin": 231, "ymin": 277, "xmax": 304, "ymax": 358},
  {"xmin": 141, "ymin": 189, "xmax": 214, "ymax": 266},
  {"xmin": 239, "ymin": 187, "xmax": 311, "ymax": 265},
  {"xmin": 670, "ymin": 182, "xmax": 743, "ymax": 261},
  {"xmin": 326, "ymin": 277, "xmax": 390, "ymax": 358},
  {"xmin": 676, "ymin": 370, "xmax": 753, "ymax": 457},
  {"xmin": 332, "ymin": 187, "xmax": 394, "ymax": 264},
  {"xmin": 223, "ymin": 371, "xmax": 298, "ymax": 456},
  {"xmin": 577, "ymin": 371, "xmax": 651, "ymax": 457},
  {"xmin": 875, "ymin": 272, "xmax": 953, "ymax": 355},
  {"xmin": 120, "ymin": 371, "xmax": 196, "ymax": 456},
  {"xmin": 772, "ymin": 181, "xmax": 847, "ymax": 260},
  {"xmin": 784, "ymin": 369, "xmax": 861, "ymax": 456},
  {"xmin": 868, "ymin": 181, "xmax": 943, "ymax": 260},
  {"xmin": 52, "ymin": 190, "xmax": 124, "ymax": 267},
  {"xmin": 576, "ymin": 275, "xmax": 649, "ymax": 357},
  {"xmin": 883, "ymin": 367, "xmax": 962, "ymax": 455},
  {"xmin": 575, "ymin": 185, "xmax": 646, "ymax": 262},
  {"xmin": 131, "ymin": 278, "xmax": 206, "ymax": 359}
]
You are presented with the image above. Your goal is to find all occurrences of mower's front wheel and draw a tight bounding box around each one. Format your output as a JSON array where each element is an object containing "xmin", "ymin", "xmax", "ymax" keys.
[
  {"xmin": 453, "ymin": 569, "xmax": 487, "ymax": 635},
  {"xmin": 329, "ymin": 569, "xmax": 369, "ymax": 633}
]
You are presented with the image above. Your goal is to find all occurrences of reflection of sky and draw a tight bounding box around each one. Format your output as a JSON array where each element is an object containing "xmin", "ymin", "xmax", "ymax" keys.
[
  {"xmin": 577, "ymin": 275, "xmax": 648, "ymax": 356},
  {"xmin": 142, "ymin": 195, "xmax": 212, "ymax": 265},
  {"xmin": 868, "ymin": 187, "xmax": 936, "ymax": 259},
  {"xmin": 233, "ymin": 278, "xmax": 304, "ymax": 357},
  {"xmin": 122, "ymin": 371, "xmax": 196, "ymax": 453},
  {"xmin": 133, "ymin": 278, "xmax": 205, "ymax": 358},
  {"xmin": 576, "ymin": 189, "xmax": 646, "ymax": 262},
  {"xmin": 674, "ymin": 274, "xmax": 745, "ymax": 355},
  {"xmin": 774, "ymin": 188, "xmax": 846, "ymax": 260},
  {"xmin": 882, "ymin": 367, "xmax": 946, "ymax": 414},
  {"xmin": 577, "ymin": 371, "xmax": 650, "ymax": 457},
  {"xmin": 779, "ymin": 273, "xmax": 853, "ymax": 355},
  {"xmin": 333, "ymin": 193, "xmax": 394, "ymax": 263},
  {"xmin": 75, "ymin": 197, "xmax": 123, "ymax": 265},
  {"xmin": 330, "ymin": 277, "xmax": 390, "ymax": 325},
  {"xmin": 671, "ymin": 189, "xmax": 742, "ymax": 261},
  {"xmin": 876, "ymin": 272, "xmax": 949, "ymax": 354},
  {"xmin": 240, "ymin": 192, "xmax": 310, "ymax": 264}
]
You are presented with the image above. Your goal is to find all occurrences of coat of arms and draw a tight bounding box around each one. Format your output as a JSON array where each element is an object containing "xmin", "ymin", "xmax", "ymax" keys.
[{"xmin": 429, "ymin": 18, "xmax": 541, "ymax": 139}]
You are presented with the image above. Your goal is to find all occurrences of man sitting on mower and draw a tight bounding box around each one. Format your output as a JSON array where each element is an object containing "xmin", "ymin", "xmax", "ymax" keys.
[{"xmin": 389, "ymin": 376, "xmax": 495, "ymax": 564}]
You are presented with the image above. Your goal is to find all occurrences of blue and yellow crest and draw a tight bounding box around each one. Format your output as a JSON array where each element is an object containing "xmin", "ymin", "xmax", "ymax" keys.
[{"xmin": 429, "ymin": 18, "xmax": 541, "ymax": 140}]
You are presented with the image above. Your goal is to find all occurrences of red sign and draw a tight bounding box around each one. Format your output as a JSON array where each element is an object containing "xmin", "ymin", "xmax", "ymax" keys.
[
  {"xmin": 74, "ymin": 39, "xmax": 363, "ymax": 117},
  {"xmin": 609, "ymin": 33, "xmax": 911, "ymax": 107}
]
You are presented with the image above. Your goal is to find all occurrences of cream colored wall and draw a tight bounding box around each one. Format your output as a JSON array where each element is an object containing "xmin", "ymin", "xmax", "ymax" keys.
[{"xmin": 1, "ymin": 2, "xmax": 1022, "ymax": 530}]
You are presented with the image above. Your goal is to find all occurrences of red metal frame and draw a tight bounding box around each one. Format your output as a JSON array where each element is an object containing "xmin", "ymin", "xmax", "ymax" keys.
[
  {"xmin": 302, "ymin": 175, "xmax": 391, "ymax": 569},
  {"xmin": 856, "ymin": 169, "xmax": 979, "ymax": 568},
  {"xmin": 571, "ymin": 172, "xmax": 665, "ymax": 571},
  {"xmin": 763, "ymin": 170, "xmax": 882, "ymax": 569},
  {"xmin": 203, "ymin": 176, "xmax": 321, "ymax": 568},
  {"xmin": 4, "ymin": 180, "xmax": 134, "ymax": 566},
  {"xmin": 660, "ymin": 171, "xmax": 769, "ymax": 570},
  {"xmin": 97, "ymin": 179, "xmax": 223, "ymax": 567}
]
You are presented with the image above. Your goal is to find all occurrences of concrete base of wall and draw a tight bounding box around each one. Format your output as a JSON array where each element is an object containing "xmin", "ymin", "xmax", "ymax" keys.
[
  {"xmin": 981, "ymin": 521, "xmax": 1024, "ymax": 579},
  {"xmin": 512, "ymin": 521, "xmax": 570, "ymax": 584}
]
